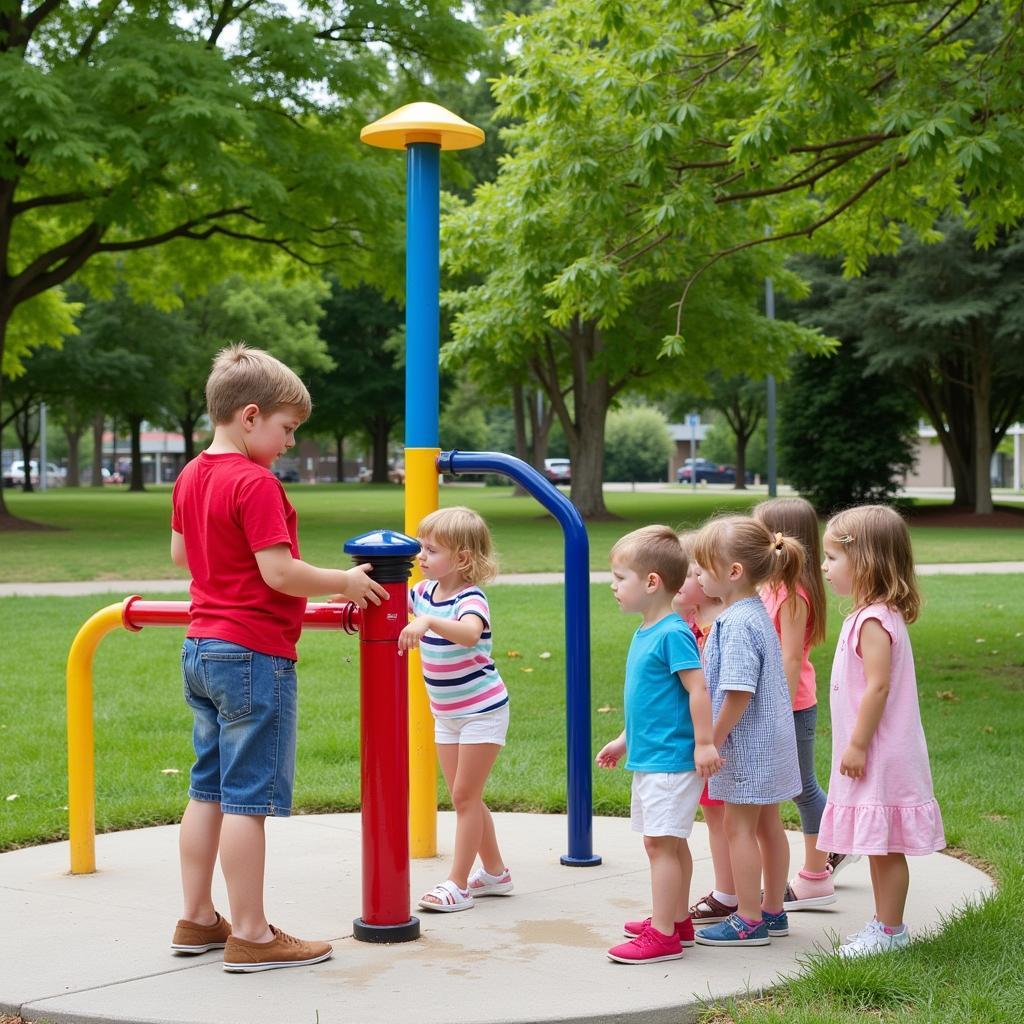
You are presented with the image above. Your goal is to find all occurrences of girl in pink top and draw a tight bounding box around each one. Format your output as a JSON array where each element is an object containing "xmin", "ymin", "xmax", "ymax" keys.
[
  {"xmin": 754, "ymin": 498, "xmax": 839, "ymax": 912},
  {"xmin": 818, "ymin": 505, "xmax": 945, "ymax": 957}
]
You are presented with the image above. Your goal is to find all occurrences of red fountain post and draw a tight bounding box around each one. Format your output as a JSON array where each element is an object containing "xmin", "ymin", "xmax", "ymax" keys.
[{"xmin": 344, "ymin": 529, "xmax": 422, "ymax": 943}]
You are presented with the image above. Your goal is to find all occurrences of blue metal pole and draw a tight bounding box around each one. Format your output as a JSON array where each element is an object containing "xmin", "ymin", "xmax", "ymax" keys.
[
  {"xmin": 406, "ymin": 142, "xmax": 440, "ymax": 446},
  {"xmin": 436, "ymin": 450, "xmax": 601, "ymax": 866}
]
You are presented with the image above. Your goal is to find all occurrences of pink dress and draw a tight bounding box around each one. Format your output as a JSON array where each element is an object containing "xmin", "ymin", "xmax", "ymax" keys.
[{"xmin": 816, "ymin": 603, "xmax": 945, "ymax": 856}]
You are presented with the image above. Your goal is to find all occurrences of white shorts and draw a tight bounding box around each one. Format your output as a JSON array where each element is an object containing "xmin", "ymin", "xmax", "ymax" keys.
[
  {"xmin": 630, "ymin": 771, "xmax": 704, "ymax": 838},
  {"xmin": 434, "ymin": 704, "xmax": 510, "ymax": 746}
]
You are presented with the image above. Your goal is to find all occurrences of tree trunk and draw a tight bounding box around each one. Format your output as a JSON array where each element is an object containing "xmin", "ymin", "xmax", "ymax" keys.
[
  {"xmin": 129, "ymin": 415, "xmax": 145, "ymax": 492},
  {"xmin": 335, "ymin": 433, "xmax": 344, "ymax": 482},
  {"xmin": 734, "ymin": 430, "xmax": 750, "ymax": 491},
  {"xmin": 911, "ymin": 364, "xmax": 973, "ymax": 506},
  {"xmin": 972, "ymin": 333, "xmax": 994, "ymax": 515},
  {"xmin": 0, "ymin": 315, "xmax": 11, "ymax": 521},
  {"xmin": 528, "ymin": 389, "xmax": 553, "ymax": 471},
  {"xmin": 511, "ymin": 382, "xmax": 529, "ymax": 497},
  {"xmin": 370, "ymin": 416, "xmax": 391, "ymax": 483},
  {"xmin": 564, "ymin": 321, "xmax": 611, "ymax": 518},
  {"xmin": 91, "ymin": 414, "xmax": 105, "ymax": 487},
  {"xmin": 180, "ymin": 410, "xmax": 197, "ymax": 464},
  {"xmin": 65, "ymin": 424, "xmax": 83, "ymax": 487},
  {"xmin": 15, "ymin": 402, "xmax": 39, "ymax": 493}
]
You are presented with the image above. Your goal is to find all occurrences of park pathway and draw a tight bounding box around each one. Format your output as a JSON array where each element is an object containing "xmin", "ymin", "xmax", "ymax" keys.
[{"xmin": 1, "ymin": 560, "xmax": 1022, "ymax": 597}]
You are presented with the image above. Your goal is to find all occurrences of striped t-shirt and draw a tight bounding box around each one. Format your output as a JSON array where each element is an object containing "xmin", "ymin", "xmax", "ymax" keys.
[{"xmin": 410, "ymin": 580, "xmax": 509, "ymax": 719}]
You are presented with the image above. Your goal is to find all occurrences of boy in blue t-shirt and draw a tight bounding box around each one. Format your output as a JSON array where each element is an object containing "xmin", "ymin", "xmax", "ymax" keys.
[{"xmin": 597, "ymin": 525, "xmax": 721, "ymax": 965}]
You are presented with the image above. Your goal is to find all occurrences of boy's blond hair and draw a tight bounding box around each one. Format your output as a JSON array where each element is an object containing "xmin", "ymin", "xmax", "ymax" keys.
[
  {"xmin": 825, "ymin": 505, "xmax": 920, "ymax": 623},
  {"xmin": 205, "ymin": 342, "xmax": 312, "ymax": 425},
  {"xmin": 418, "ymin": 506, "xmax": 498, "ymax": 586},
  {"xmin": 610, "ymin": 525, "xmax": 688, "ymax": 593}
]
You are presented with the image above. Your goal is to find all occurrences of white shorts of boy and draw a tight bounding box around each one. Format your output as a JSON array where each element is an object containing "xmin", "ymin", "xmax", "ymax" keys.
[
  {"xmin": 630, "ymin": 771, "xmax": 704, "ymax": 838},
  {"xmin": 434, "ymin": 703, "xmax": 510, "ymax": 746}
]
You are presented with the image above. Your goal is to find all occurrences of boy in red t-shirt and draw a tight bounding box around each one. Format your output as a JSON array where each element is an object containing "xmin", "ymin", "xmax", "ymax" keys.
[{"xmin": 169, "ymin": 343, "xmax": 387, "ymax": 973}]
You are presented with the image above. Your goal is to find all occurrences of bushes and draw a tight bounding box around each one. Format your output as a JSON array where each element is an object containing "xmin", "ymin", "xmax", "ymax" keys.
[{"xmin": 604, "ymin": 406, "xmax": 673, "ymax": 482}]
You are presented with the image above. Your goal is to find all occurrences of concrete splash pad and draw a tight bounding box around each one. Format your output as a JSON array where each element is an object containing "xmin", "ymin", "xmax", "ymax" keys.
[{"xmin": 2, "ymin": 812, "xmax": 992, "ymax": 1024}]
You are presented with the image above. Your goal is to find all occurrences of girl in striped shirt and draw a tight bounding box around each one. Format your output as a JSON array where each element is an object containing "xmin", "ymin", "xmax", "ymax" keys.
[{"xmin": 399, "ymin": 507, "xmax": 513, "ymax": 913}]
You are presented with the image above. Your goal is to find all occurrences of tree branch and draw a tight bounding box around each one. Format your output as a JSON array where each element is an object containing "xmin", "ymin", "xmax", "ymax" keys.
[
  {"xmin": 11, "ymin": 190, "xmax": 93, "ymax": 214},
  {"xmin": 78, "ymin": 0, "xmax": 123, "ymax": 61},
  {"xmin": 672, "ymin": 156, "xmax": 909, "ymax": 334},
  {"xmin": 22, "ymin": 0, "xmax": 63, "ymax": 43}
]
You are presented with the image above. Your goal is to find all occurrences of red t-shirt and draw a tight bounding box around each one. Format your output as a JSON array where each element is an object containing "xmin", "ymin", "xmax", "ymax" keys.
[{"xmin": 171, "ymin": 452, "xmax": 307, "ymax": 661}]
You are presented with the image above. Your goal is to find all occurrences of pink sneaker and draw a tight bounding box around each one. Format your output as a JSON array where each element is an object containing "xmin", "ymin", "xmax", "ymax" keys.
[
  {"xmin": 622, "ymin": 916, "xmax": 695, "ymax": 946},
  {"xmin": 607, "ymin": 923, "xmax": 683, "ymax": 964},
  {"xmin": 782, "ymin": 870, "xmax": 837, "ymax": 911}
]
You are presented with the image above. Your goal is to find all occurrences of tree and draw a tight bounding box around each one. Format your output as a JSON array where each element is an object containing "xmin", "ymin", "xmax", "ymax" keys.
[
  {"xmin": 305, "ymin": 283, "xmax": 403, "ymax": 484},
  {"xmin": 792, "ymin": 225, "xmax": 1024, "ymax": 515},
  {"xmin": 0, "ymin": 0, "xmax": 483, "ymax": 522},
  {"xmin": 443, "ymin": 0, "xmax": 1023, "ymax": 515},
  {"xmin": 604, "ymin": 405, "xmax": 674, "ymax": 483},
  {"xmin": 779, "ymin": 343, "xmax": 918, "ymax": 514},
  {"xmin": 160, "ymin": 273, "xmax": 333, "ymax": 464},
  {"xmin": 669, "ymin": 372, "xmax": 766, "ymax": 489}
]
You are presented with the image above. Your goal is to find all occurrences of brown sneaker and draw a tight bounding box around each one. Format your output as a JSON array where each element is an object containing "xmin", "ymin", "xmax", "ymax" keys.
[
  {"xmin": 171, "ymin": 912, "xmax": 232, "ymax": 954},
  {"xmin": 223, "ymin": 925, "xmax": 333, "ymax": 973},
  {"xmin": 688, "ymin": 892, "xmax": 736, "ymax": 925}
]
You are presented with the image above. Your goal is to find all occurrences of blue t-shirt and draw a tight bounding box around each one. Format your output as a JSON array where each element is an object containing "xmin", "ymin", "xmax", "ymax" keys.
[{"xmin": 623, "ymin": 614, "xmax": 703, "ymax": 772}]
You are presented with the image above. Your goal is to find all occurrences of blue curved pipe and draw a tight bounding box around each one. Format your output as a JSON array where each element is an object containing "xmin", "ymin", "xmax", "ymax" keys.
[{"xmin": 437, "ymin": 450, "xmax": 601, "ymax": 866}]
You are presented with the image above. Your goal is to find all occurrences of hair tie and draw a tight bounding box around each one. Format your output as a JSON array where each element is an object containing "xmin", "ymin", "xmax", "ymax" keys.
[{"xmin": 773, "ymin": 531, "xmax": 784, "ymax": 553}]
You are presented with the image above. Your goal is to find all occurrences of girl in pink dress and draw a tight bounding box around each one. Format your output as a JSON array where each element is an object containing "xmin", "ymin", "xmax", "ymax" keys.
[{"xmin": 818, "ymin": 505, "xmax": 945, "ymax": 957}]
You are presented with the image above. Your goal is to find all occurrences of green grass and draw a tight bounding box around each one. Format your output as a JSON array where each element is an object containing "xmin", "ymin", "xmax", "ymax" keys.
[{"xmin": 2, "ymin": 484, "xmax": 1021, "ymax": 583}]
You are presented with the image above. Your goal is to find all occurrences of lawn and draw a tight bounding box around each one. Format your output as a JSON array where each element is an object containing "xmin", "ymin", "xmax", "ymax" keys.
[{"xmin": 2, "ymin": 484, "xmax": 1022, "ymax": 584}]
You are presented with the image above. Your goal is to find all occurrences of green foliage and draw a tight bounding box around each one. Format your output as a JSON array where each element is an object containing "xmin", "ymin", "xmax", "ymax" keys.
[
  {"xmin": 603, "ymin": 405, "xmax": 674, "ymax": 482},
  {"xmin": 789, "ymin": 224, "xmax": 1024, "ymax": 512},
  {"xmin": 779, "ymin": 343, "xmax": 918, "ymax": 513},
  {"xmin": 439, "ymin": 375, "xmax": 493, "ymax": 453},
  {"xmin": 0, "ymin": 0, "xmax": 486, "ymax": 453},
  {"xmin": 305, "ymin": 282, "xmax": 403, "ymax": 475}
]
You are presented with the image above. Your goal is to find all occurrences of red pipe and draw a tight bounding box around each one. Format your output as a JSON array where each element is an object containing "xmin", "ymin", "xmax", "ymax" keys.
[
  {"xmin": 120, "ymin": 596, "xmax": 359, "ymax": 633},
  {"xmin": 354, "ymin": 579, "xmax": 418, "ymax": 941}
]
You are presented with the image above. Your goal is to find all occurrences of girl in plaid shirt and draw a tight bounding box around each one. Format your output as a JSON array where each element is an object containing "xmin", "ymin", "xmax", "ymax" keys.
[{"xmin": 691, "ymin": 516, "xmax": 804, "ymax": 948}]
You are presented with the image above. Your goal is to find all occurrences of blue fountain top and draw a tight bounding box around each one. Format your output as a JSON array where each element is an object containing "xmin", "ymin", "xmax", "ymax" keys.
[{"xmin": 343, "ymin": 529, "xmax": 421, "ymax": 558}]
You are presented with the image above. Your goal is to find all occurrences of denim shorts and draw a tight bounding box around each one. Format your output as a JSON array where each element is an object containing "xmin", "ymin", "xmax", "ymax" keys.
[{"xmin": 181, "ymin": 638, "xmax": 297, "ymax": 816}]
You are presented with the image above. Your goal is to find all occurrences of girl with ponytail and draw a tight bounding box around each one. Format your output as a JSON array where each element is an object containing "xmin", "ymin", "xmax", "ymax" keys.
[{"xmin": 690, "ymin": 516, "xmax": 803, "ymax": 948}]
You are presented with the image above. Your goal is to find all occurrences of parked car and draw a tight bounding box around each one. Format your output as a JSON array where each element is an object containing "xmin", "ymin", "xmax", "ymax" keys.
[
  {"xmin": 357, "ymin": 464, "xmax": 405, "ymax": 483},
  {"xmin": 275, "ymin": 468, "xmax": 300, "ymax": 483},
  {"xmin": 543, "ymin": 458, "xmax": 571, "ymax": 484},
  {"xmin": 2, "ymin": 460, "xmax": 64, "ymax": 488},
  {"xmin": 676, "ymin": 458, "xmax": 738, "ymax": 484}
]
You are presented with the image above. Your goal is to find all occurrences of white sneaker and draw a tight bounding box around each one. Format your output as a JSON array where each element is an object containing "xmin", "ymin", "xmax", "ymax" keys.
[
  {"xmin": 837, "ymin": 923, "xmax": 910, "ymax": 958},
  {"xmin": 844, "ymin": 917, "xmax": 880, "ymax": 943}
]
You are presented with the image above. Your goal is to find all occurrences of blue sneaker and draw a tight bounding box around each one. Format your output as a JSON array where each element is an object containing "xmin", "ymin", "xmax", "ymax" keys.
[
  {"xmin": 694, "ymin": 912, "xmax": 771, "ymax": 946},
  {"xmin": 760, "ymin": 908, "xmax": 789, "ymax": 936}
]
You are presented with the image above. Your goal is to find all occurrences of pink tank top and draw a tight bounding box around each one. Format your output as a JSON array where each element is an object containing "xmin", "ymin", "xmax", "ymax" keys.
[{"xmin": 760, "ymin": 583, "xmax": 816, "ymax": 711}]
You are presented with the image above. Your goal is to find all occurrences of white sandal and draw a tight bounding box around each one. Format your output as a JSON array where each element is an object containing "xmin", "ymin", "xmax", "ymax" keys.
[
  {"xmin": 467, "ymin": 867, "xmax": 514, "ymax": 897},
  {"xmin": 418, "ymin": 879, "xmax": 474, "ymax": 913}
]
